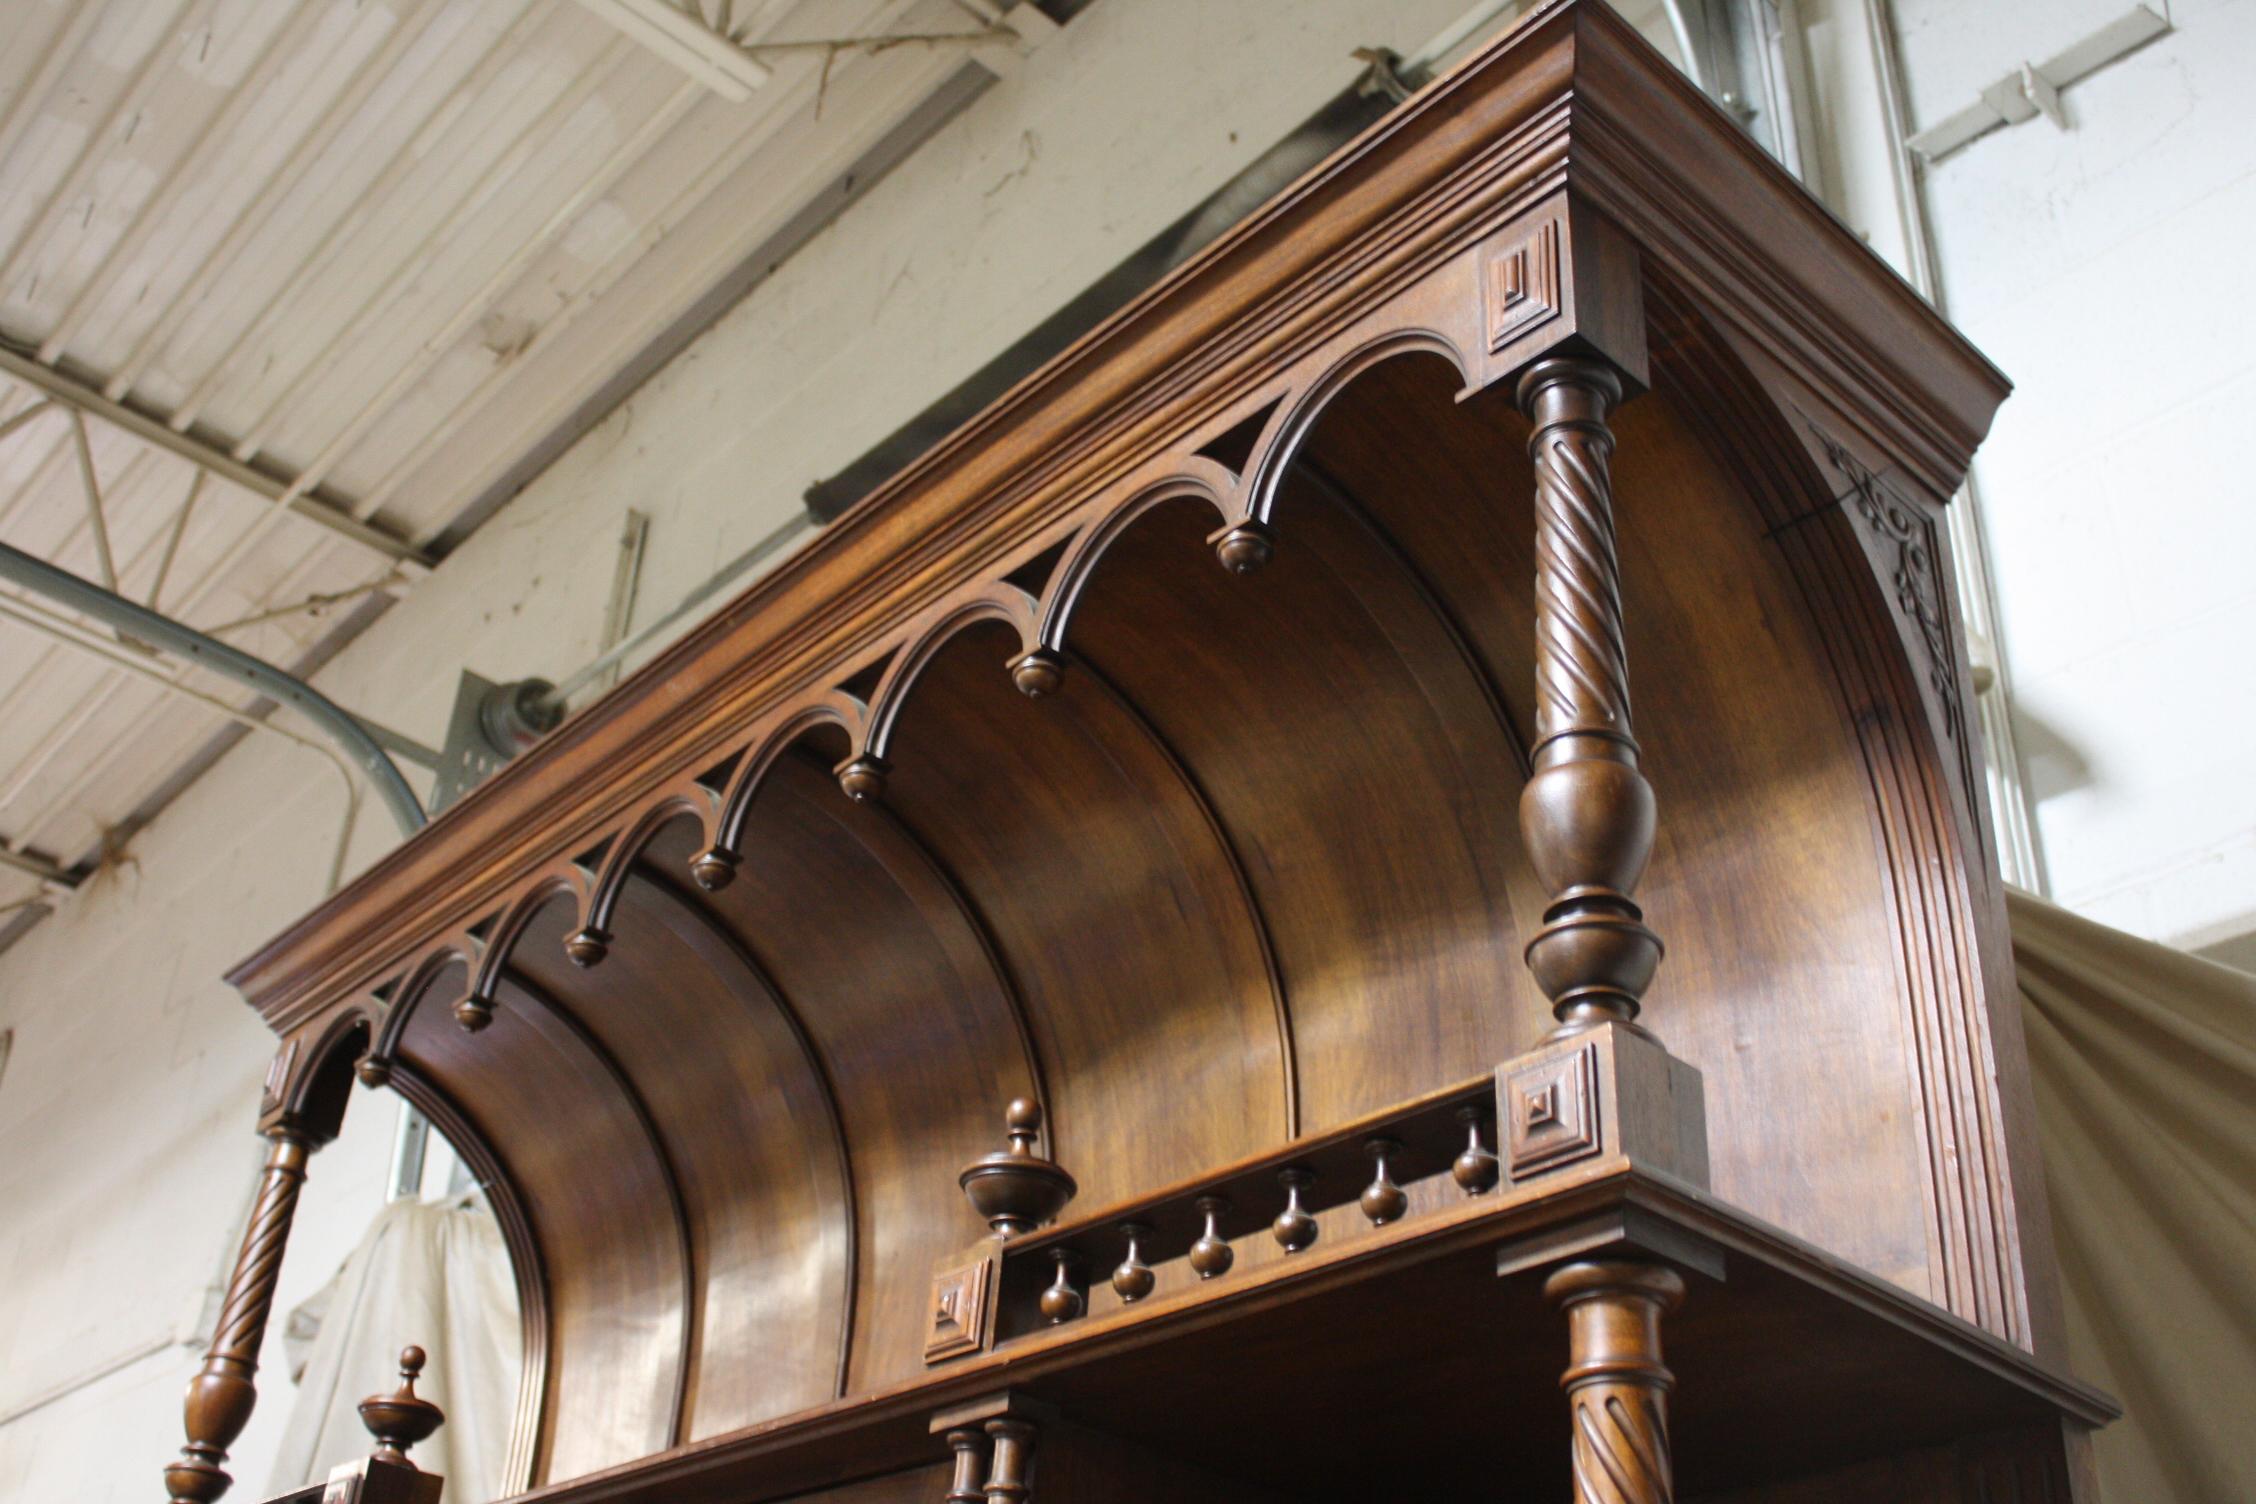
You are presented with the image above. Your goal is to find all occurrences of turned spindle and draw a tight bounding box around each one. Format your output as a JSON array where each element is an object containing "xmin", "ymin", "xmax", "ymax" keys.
[
  {"xmin": 1038, "ymin": 1249, "xmax": 1084, "ymax": 1326},
  {"xmin": 959, "ymin": 1099, "xmax": 1076, "ymax": 1238},
  {"xmin": 1111, "ymin": 1222, "xmax": 1155, "ymax": 1304},
  {"xmin": 984, "ymin": 1418, "xmax": 1039, "ymax": 1504},
  {"xmin": 944, "ymin": 1428, "xmax": 989, "ymax": 1504},
  {"xmin": 357, "ymin": 1345, "xmax": 446, "ymax": 1467},
  {"xmin": 1516, "ymin": 357, "xmax": 1665, "ymax": 1045},
  {"xmin": 165, "ymin": 1125, "xmax": 314, "ymax": 1504},
  {"xmin": 1452, "ymin": 1105, "xmax": 1501, "ymax": 1196},
  {"xmin": 1359, "ymin": 1138, "xmax": 1407, "ymax": 1226},
  {"xmin": 1188, "ymin": 1195, "xmax": 1234, "ymax": 1279},
  {"xmin": 1272, "ymin": 1167, "xmax": 1318, "ymax": 1253},
  {"xmin": 1545, "ymin": 1261, "xmax": 1685, "ymax": 1504}
]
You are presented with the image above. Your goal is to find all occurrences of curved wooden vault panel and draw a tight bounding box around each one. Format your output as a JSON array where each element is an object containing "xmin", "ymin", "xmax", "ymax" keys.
[
  {"xmin": 512, "ymin": 857, "xmax": 854, "ymax": 1444},
  {"xmin": 390, "ymin": 947, "xmax": 685, "ymax": 1484},
  {"xmin": 877, "ymin": 616, "xmax": 1291, "ymax": 1207},
  {"xmin": 643, "ymin": 761, "xmax": 1036, "ymax": 1395}
]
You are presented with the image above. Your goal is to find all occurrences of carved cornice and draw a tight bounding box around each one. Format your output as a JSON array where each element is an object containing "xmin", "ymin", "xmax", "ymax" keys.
[{"xmin": 227, "ymin": 0, "xmax": 2008, "ymax": 1043}]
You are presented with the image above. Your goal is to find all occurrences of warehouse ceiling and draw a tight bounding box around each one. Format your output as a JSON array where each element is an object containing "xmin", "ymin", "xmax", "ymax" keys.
[{"xmin": 0, "ymin": 0, "xmax": 1050, "ymax": 943}]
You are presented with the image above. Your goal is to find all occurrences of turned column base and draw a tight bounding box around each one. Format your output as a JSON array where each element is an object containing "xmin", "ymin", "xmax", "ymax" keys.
[{"xmin": 1547, "ymin": 1260, "xmax": 1687, "ymax": 1504}]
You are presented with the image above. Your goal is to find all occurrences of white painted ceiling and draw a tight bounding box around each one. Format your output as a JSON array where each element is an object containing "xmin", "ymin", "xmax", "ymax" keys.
[{"xmin": 0, "ymin": 0, "xmax": 1040, "ymax": 932}]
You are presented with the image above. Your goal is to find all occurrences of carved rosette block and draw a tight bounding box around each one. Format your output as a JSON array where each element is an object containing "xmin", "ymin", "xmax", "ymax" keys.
[
  {"xmin": 1545, "ymin": 1261, "xmax": 1686, "ymax": 1504},
  {"xmin": 1516, "ymin": 357, "xmax": 1665, "ymax": 1043},
  {"xmin": 1499, "ymin": 1022, "xmax": 1708, "ymax": 1189},
  {"xmin": 925, "ymin": 1248, "xmax": 1000, "ymax": 1365},
  {"xmin": 165, "ymin": 1127, "xmax": 313, "ymax": 1504}
]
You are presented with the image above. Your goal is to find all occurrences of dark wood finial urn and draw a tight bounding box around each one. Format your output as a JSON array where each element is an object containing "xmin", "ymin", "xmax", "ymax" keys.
[
  {"xmin": 357, "ymin": 1345, "xmax": 446, "ymax": 1467},
  {"xmin": 959, "ymin": 1098, "xmax": 1076, "ymax": 1238}
]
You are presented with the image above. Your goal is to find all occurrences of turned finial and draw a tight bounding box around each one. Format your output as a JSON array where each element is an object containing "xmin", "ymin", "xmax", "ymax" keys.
[
  {"xmin": 1212, "ymin": 521, "xmax": 1274, "ymax": 575},
  {"xmin": 689, "ymin": 846, "xmax": 740, "ymax": 892},
  {"xmin": 563, "ymin": 926, "xmax": 609, "ymax": 968},
  {"xmin": 1009, "ymin": 649, "xmax": 1066, "ymax": 699},
  {"xmin": 959, "ymin": 1099, "xmax": 1076, "ymax": 1238},
  {"xmin": 837, "ymin": 755, "xmax": 890, "ymax": 803},
  {"xmin": 357, "ymin": 1345, "xmax": 445, "ymax": 1467}
]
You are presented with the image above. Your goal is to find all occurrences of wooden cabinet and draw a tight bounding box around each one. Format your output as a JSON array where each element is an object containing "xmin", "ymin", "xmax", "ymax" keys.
[{"xmin": 174, "ymin": 4, "xmax": 2112, "ymax": 1502}]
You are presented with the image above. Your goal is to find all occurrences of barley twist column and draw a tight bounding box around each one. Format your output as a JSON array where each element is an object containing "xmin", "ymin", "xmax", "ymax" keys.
[
  {"xmin": 163, "ymin": 1126, "xmax": 315, "ymax": 1504},
  {"xmin": 1545, "ymin": 1261, "xmax": 1685, "ymax": 1504},
  {"xmin": 1516, "ymin": 356, "xmax": 1665, "ymax": 1042}
]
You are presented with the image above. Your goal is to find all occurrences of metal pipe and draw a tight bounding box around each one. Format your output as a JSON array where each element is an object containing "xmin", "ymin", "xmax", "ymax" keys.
[
  {"xmin": 0, "ymin": 542, "xmax": 425, "ymax": 836},
  {"xmin": 0, "ymin": 593, "xmax": 367, "ymax": 891}
]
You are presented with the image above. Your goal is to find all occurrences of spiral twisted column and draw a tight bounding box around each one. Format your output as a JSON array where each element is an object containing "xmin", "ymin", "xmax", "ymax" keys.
[
  {"xmin": 1516, "ymin": 357, "xmax": 1664, "ymax": 1042},
  {"xmin": 1545, "ymin": 1261, "xmax": 1685, "ymax": 1504},
  {"xmin": 163, "ymin": 1126, "xmax": 314, "ymax": 1504}
]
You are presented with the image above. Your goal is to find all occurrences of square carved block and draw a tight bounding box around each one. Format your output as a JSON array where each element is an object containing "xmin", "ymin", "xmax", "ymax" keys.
[
  {"xmin": 1506, "ymin": 1041, "xmax": 1602, "ymax": 1179},
  {"xmin": 1498, "ymin": 1023, "xmax": 1711, "ymax": 1189},
  {"xmin": 925, "ymin": 1249, "xmax": 998, "ymax": 1366},
  {"xmin": 1484, "ymin": 215, "xmax": 1563, "ymax": 353}
]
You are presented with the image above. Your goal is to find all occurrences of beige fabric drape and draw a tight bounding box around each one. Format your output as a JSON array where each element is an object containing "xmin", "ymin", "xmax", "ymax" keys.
[
  {"xmin": 2010, "ymin": 887, "xmax": 2256, "ymax": 1504},
  {"xmin": 266, "ymin": 1195, "xmax": 520, "ymax": 1503}
]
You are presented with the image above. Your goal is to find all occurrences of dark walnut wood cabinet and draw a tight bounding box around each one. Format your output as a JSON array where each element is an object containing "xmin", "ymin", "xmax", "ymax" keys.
[{"xmin": 170, "ymin": 5, "xmax": 2115, "ymax": 1502}]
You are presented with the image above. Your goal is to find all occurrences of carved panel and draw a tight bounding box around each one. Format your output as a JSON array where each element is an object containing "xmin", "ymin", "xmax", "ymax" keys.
[
  {"xmin": 261, "ymin": 1039, "xmax": 298, "ymax": 1115},
  {"xmin": 925, "ymin": 1250, "xmax": 998, "ymax": 1366},
  {"xmin": 1484, "ymin": 215, "xmax": 1563, "ymax": 353},
  {"xmin": 1812, "ymin": 426, "xmax": 1962, "ymax": 744},
  {"xmin": 1506, "ymin": 1041, "xmax": 1601, "ymax": 1180}
]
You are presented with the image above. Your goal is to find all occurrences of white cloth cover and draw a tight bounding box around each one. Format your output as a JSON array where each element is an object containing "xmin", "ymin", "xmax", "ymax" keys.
[
  {"xmin": 2010, "ymin": 887, "xmax": 2256, "ymax": 1504},
  {"xmin": 266, "ymin": 1196, "xmax": 519, "ymax": 1502}
]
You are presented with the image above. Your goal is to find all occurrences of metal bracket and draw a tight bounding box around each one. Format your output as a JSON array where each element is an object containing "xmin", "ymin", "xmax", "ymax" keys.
[{"xmin": 1906, "ymin": 6, "xmax": 2171, "ymax": 163}]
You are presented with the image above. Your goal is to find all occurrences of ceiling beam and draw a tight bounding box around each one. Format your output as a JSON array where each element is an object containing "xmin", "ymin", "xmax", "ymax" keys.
[
  {"xmin": 0, "ymin": 340, "xmax": 435, "ymax": 569},
  {"xmin": 0, "ymin": 841, "xmax": 76, "ymax": 889}
]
